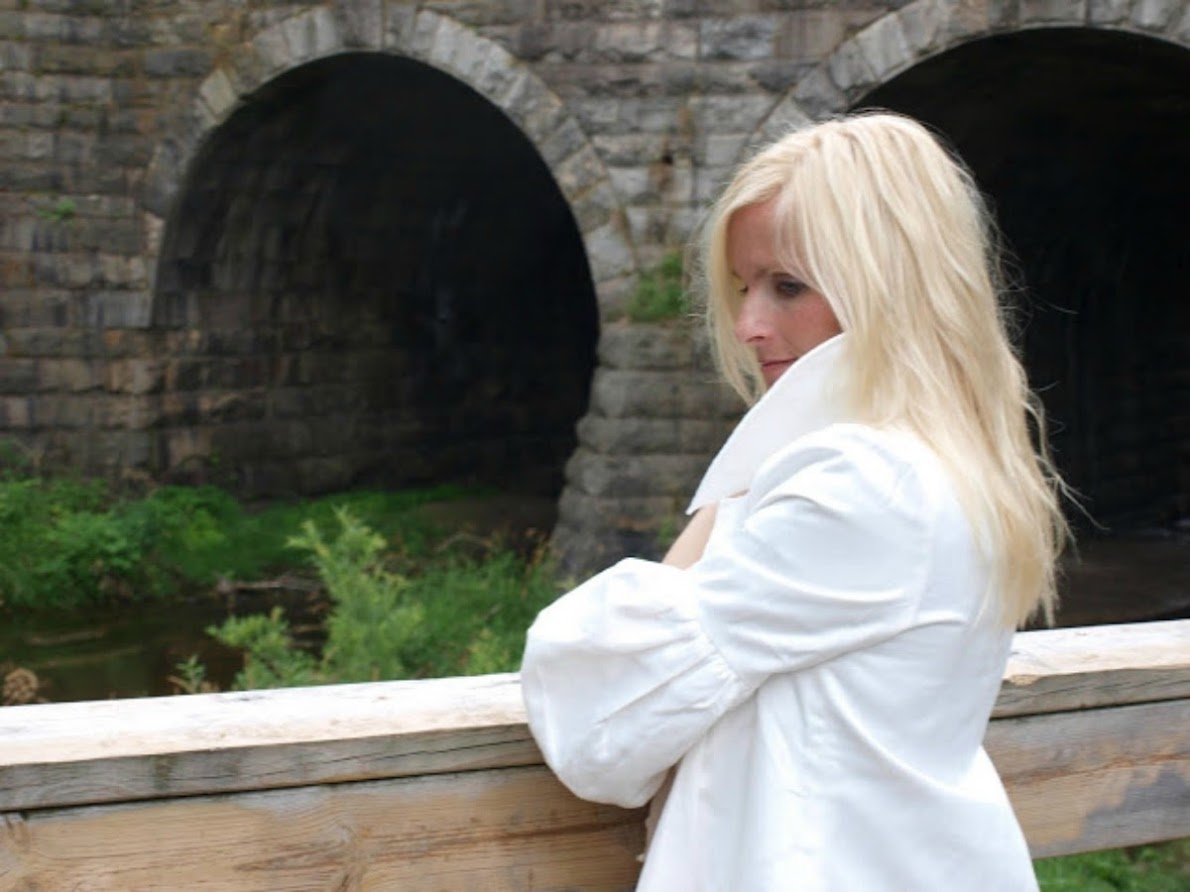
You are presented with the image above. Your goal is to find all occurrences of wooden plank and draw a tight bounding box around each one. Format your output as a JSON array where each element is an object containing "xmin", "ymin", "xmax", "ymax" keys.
[
  {"xmin": 986, "ymin": 699, "xmax": 1190, "ymax": 858},
  {"xmin": 0, "ymin": 766, "xmax": 645, "ymax": 891},
  {"xmin": 3, "ymin": 622, "xmax": 1187, "ymax": 814},
  {"xmin": 995, "ymin": 619, "xmax": 1190, "ymax": 718},
  {"xmin": 0, "ymin": 673, "xmax": 538, "ymax": 812}
]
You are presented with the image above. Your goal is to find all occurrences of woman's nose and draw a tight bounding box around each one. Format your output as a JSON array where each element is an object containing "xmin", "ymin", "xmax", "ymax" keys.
[{"xmin": 733, "ymin": 291, "xmax": 769, "ymax": 344}]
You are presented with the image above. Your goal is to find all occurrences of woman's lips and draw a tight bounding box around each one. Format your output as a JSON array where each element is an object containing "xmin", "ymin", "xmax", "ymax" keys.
[{"xmin": 760, "ymin": 358, "xmax": 795, "ymax": 385}]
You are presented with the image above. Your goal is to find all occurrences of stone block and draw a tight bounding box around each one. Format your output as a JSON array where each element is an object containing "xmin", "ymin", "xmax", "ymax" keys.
[
  {"xmin": 81, "ymin": 291, "xmax": 151, "ymax": 328},
  {"xmin": 791, "ymin": 64, "xmax": 847, "ymax": 120},
  {"xmin": 590, "ymin": 368, "xmax": 738, "ymax": 419},
  {"xmin": 538, "ymin": 116, "xmax": 589, "ymax": 166},
  {"xmin": 197, "ymin": 67, "xmax": 241, "ymax": 126},
  {"xmin": 590, "ymin": 21, "xmax": 698, "ymax": 62},
  {"xmin": 700, "ymin": 15, "xmax": 778, "ymax": 61},
  {"xmin": 555, "ymin": 143, "xmax": 606, "ymax": 196},
  {"xmin": 33, "ymin": 393, "xmax": 91, "ymax": 429},
  {"xmin": 856, "ymin": 10, "xmax": 914, "ymax": 81},
  {"xmin": 144, "ymin": 48, "xmax": 213, "ymax": 78},
  {"xmin": 331, "ymin": 0, "xmax": 384, "ymax": 48},
  {"xmin": 688, "ymin": 93, "xmax": 771, "ymax": 136},
  {"xmin": 382, "ymin": 1, "xmax": 420, "ymax": 51},
  {"xmin": 577, "ymin": 415, "xmax": 733, "ymax": 455},
  {"xmin": 105, "ymin": 358, "xmax": 164, "ymax": 395},
  {"xmin": 38, "ymin": 358, "xmax": 99, "ymax": 393},
  {"xmin": 1088, "ymin": 0, "xmax": 1131, "ymax": 23},
  {"xmin": 104, "ymin": 393, "xmax": 159, "ymax": 431},
  {"xmin": 1019, "ymin": 0, "xmax": 1088, "ymax": 25},
  {"xmin": 826, "ymin": 30, "xmax": 877, "ymax": 94},
  {"xmin": 564, "ymin": 449, "xmax": 710, "ymax": 499},
  {"xmin": 1131, "ymin": 0, "xmax": 1182, "ymax": 29},
  {"xmin": 607, "ymin": 165, "xmax": 653, "ymax": 204},
  {"xmin": 0, "ymin": 359, "xmax": 38, "ymax": 394},
  {"xmin": 597, "ymin": 323, "xmax": 700, "ymax": 370},
  {"xmin": 583, "ymin": 219, "xmax": 637, "ymax": 283},
  {"xmin": 0, "ymin": 396, "xmax": 33, "ymax": 429},
  {"xmin": 504, "ymin": 73, "xmax": 567, "ymax": 142},
  {"xmin": 570, "ymin": 178, "xmax": 620, "ymax": 232}
]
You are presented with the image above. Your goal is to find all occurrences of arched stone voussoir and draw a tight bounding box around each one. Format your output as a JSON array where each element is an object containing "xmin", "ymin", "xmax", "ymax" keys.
[{"xmin": 753, "ymin": 0, "xmax": 1190, "ymax": 140}]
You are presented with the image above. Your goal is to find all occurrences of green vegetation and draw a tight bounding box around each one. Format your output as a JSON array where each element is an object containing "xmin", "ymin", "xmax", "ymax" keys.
[
  {"xmin": 626, "ymin": 252, "xmax": 689, "ymax": 322},
  {"xmin": 205, "ymin": 507, "xmax": 560, "ymax": 688},
  {"xmin": 1035, "ymin": 840, "xmax": 1188, "ymax": 891},
  {"xmin": 37, "ymin": 197, "xmax": 77, "ymax": 223},
  {"xmin": 0, "ymin": 455, "xmax": 477, "ymax": 612}
]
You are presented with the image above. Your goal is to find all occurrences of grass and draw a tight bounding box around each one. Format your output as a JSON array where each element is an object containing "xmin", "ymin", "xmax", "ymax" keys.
[{"xmin": 1035, "ymin": 839, "xmax": 1188, "ymax": 890}]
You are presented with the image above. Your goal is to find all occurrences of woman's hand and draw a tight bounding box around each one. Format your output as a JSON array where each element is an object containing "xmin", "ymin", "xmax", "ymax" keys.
[{"xmin": 662, "ymin": 504, "xmax": 719, "ymax": 569}]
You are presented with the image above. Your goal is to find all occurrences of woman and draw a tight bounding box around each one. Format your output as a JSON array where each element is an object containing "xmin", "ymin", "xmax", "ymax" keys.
[{"xmin": 521, "ymin": 113, "xmax": 1069, "ymax": 890}]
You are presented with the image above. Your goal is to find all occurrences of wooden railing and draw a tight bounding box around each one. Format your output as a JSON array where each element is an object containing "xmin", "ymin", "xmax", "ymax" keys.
[{"xmin": 2, "ymin": 620, "xmax": 1187, "ymax": 889}]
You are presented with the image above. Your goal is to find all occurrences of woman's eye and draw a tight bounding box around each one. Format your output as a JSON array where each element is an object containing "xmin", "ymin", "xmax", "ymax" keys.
[{"xmin": 775, "ymin": 278, "xmax": 807, "ymax": 297}]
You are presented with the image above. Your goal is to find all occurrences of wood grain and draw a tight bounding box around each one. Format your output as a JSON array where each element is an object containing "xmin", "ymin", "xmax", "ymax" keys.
[
  {"xmin": 1, "ymin": 619, "xmax": 1187, "ymax": 886},
  {"xmin": 995, "ymin": 620, "xmax": 1190, "ymax": 718},
  {"xmin": 0, "ymin": 766, "xmax": 645, "ymax": 891},
  {"xmin": 987, "ymin": 699, "xmax": 1190, "ymax": 857}
]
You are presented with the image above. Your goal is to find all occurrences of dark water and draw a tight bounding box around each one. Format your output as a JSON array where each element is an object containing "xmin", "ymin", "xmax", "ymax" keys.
[
  {"xmin": 2, "ymin": 535, "xmax": 1185, "ymax": 704},
  {"xmin": 1, "ymin": 589, "xmax": 325, "ymax": 703}
]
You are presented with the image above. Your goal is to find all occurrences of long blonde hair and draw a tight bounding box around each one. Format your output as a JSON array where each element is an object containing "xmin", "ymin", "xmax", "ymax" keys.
[{"xmin": 698, "ymin": 112, "xmax": 1070, "ymax": 628}]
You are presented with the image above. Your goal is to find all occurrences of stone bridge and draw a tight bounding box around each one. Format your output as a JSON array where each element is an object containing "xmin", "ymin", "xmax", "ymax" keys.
[{"xmin": 0, "ymin": 0, "xmax": 1187, "ymax": 573}]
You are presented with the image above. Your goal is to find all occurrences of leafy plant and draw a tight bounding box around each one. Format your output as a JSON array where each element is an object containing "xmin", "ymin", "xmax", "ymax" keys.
[
  {"xmin": 38, "ymin": 198, "xmax": 77, "ymax": 223},
  {"xmin": 626, "ymin": 252, "xmax": 689, "ymax": 322},
  {"xmin": 210, "ymin": 608, "xmax": 322, "ymax": 691},
  {"xmin": 207, "ymin": 508, "xmax": 562, "ymax": 690}
]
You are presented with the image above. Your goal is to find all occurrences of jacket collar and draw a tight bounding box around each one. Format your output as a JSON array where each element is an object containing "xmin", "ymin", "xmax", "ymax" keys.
[{"xmin": 688, "ymin": 333, "xmax": 850, "ymax": 512}]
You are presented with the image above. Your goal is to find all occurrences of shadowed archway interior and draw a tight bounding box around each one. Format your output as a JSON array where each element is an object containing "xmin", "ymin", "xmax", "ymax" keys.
[
  {"xmin": 860, "ymin": 28, "xmax": 1189, "ymax": 539},
  {"xmin": 153, "ymin": 53, "xmax": 598, "ymax": 499}
]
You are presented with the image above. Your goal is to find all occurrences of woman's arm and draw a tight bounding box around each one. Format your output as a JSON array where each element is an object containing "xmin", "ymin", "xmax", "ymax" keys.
[{"xmin": 662, "ymin": 504, "xmax": 718, "ymax": 569}]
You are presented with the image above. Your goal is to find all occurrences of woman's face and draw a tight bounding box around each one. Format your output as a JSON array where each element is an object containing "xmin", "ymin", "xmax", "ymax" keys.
[{"xmin": 727, "ymin": 200, "xmax": 842, "ymax": 389}]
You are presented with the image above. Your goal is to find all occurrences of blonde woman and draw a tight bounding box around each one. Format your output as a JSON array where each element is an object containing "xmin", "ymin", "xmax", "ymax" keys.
[{"xmin": 521, "ymin": 113, "xmax": 1070, "ymax": 890}]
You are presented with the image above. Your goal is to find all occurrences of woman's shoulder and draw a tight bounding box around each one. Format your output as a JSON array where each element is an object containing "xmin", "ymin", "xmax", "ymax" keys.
[{"xmin": 753, "ymin": 423, "xmax": 946, "ymax": 497}]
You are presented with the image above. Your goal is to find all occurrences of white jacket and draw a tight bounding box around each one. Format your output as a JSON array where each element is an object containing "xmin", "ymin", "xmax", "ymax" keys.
[{"xmin": 521, "ymin": 336, "xmax": 1037, "ymax": 891}]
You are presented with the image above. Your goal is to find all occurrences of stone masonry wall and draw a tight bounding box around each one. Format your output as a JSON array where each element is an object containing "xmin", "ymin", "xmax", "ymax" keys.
[{"xmin": 0, "ymin": 0, "xmax": 1187, "ymax": 571}]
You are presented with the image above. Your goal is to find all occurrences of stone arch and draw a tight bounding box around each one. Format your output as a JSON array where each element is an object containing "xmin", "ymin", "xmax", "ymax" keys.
[
  {"xmin": 750, "ymin": 0, "xmax": 1190, "ymax": 144},
  {"xmin": 138, "ymin": 5, "xmax": 626, "ymax": 498},
  {"xmin": 143, "ymin": 4, "xmax": 635, "ymax": 307}
]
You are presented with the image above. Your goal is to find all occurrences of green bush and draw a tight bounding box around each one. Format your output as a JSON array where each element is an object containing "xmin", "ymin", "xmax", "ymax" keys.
[
  {"xmin": 0, "ymin": 475, "xmax": 245, "ymax": 610},
  {"xmin": 207, "ymin": 508, "xmax": 562, "ymax": 688},
  {"xmin": 0, "ymin": 468, "xmax": 477, "ymax": 612}
]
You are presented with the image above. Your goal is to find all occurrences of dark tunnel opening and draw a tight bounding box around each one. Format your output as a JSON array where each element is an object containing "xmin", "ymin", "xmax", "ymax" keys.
[
  {"xmin": 153, "ymin": 53, "xmax": 599, "ymax": 501},
  {"xmin": 859, "ymin": 28, "xmax": 1190, "ymax": 623}
]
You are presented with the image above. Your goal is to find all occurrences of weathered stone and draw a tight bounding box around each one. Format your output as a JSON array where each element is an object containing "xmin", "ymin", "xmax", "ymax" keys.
[
  {"xmin": 576, "ymin": 415, "xmax": 732, "ymax": 455},
  {"xmin": 1088, "ymin": 0, "xmax": 1132, "ymax": 23},
  {"xmin": 589, "ymin": 368, "xmax": 739, "ymax": 419},
  {"xmin": 144, "ymin": 48, "xmax": 213, "ymax": 78},
  {"xmin": 564, "ymin": 448, "xmax": 710, "ymax": 498},
  {"xmin": 38, "ymin": 357, "xmax": 99, "ymax": 392},
  {"xmin": 105, "ymin": 358, "xmax": 164, "ymax": 395},
  {"xmin": 1019, "ymin": 1, "xmax": 1089, "ymax": 25},
  {"xmin": 0, "ymin": 359, "xmax": 38, "ymax": 394},
  {"xmin": 583, "ymin": 219, "xmax": 637, "ymax": 282},
  {"xmin": 856, "ymin": 9, "xmax": 914, "ymax": 81},
  {"xmin": 701, "ymin": 15, "xmax": 778, "ymax": 61},
  {"xmin": 1132, "ymin": 0, "xmax": 1182, "ymax": 29}
]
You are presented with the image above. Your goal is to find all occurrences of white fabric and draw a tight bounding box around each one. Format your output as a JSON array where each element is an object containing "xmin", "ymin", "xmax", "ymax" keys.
[
  {"xmin": 520, "ymin": 343, "xmax": 1038, "ymax": 891},
  {"xmin": 687, "ymin": 333, "xmax": 847, "ymax": 513}
]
